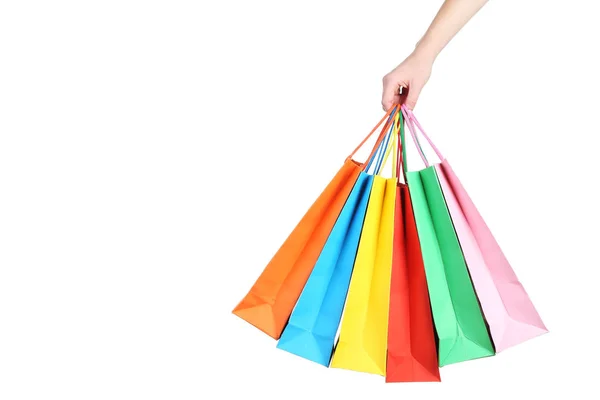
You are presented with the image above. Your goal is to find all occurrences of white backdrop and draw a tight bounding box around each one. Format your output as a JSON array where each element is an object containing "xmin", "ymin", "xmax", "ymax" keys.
[{"xmin": 1, "ymin": 1, "xmax": 598, "ymax": 399}]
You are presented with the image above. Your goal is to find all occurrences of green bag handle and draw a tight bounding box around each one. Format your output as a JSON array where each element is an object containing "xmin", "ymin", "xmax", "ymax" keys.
[{"xmin": 398, "ymin": 107, "xmax": 427, "ymax": 179}]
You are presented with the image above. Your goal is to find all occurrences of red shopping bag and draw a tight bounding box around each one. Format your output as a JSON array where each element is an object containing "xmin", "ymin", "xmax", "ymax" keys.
[{"xmin": 386, "ymin": 115, "xmax": 440, "ymax": 382}]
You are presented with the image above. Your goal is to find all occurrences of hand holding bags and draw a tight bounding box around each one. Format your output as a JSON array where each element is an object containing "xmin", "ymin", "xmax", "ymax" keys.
[
  {"xmin": 403, "ymin": 108, "xmax": 547, "ymax": 352},
  {"xmin": 234, "ymin": 104, "xmax": 547, "ymax": 383}
]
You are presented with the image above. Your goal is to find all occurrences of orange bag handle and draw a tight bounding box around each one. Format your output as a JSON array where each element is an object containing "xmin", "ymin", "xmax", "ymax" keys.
[
  {"xmin": 374, "ymin": 110, "xmax": 400, "ymax": 177},
  {"xmin": 346, "ymin": 105, "xmax": 400, "ymax": 170}
]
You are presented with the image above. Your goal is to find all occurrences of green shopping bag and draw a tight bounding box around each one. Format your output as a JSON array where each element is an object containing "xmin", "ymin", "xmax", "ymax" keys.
[{"xmin": 400, "ymin": 106, "xmax": 494, "ymax": 367}]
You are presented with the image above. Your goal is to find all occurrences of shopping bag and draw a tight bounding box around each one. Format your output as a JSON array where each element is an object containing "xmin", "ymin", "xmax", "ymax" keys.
[
  {"xmin": 329, "ymin": 113, "xmax": 399, "ymax": 376},
  {"xmin": 405, "ymin": 109, "xmax": 547, "ymax": 352},
  {"xmin": 401, "ymin": 106, "xmax": 495, "ymax": 366},
  {"xmin": 386, "ymin": 116, "xmax": 440, "ymax": 382},
  {"xmin": 276, "ymin": 150, "xmax": 387, "ymax": 365},
  {"xmin": 233, "ymin": 107, "xmax": 399, "ymax": 339}
]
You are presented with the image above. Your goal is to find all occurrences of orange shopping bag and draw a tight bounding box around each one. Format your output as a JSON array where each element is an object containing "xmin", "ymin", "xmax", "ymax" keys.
[{"xmin": 233, "ymin": 107, "xmax": 400, "ymax": 339}]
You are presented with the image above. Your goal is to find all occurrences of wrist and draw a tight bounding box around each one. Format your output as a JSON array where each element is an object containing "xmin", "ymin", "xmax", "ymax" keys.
[{"xmin": 413, "ymin": 35, "xmax": 441, "ymax": 64}]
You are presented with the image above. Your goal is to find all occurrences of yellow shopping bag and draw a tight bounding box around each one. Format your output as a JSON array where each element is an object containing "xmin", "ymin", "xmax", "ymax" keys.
[{"xmin": 330, "ymin": 112, "xmax": 399, "ymax": 376}]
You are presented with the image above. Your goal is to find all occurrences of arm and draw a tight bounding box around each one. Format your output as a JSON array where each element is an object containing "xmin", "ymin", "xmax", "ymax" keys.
[{"xmin": 382, "ymin": 0, "xmax": 489, "ymax": 110}]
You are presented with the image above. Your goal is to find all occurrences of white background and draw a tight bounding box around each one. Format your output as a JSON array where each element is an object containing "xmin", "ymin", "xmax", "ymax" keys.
[{"xmin": 1, "ymin": 1, "xmax": 598, "ymax": 399}]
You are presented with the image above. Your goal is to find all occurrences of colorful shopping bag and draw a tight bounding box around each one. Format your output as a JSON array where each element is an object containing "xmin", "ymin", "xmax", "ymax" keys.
[
  {"xmin": 404, "ymin": 109, "xmax": 547, "ymax": 352},
  {"xmin": 401, "ymin": 107, "xmax": 495, "ymax": 366},
  {"xmin": 276, "ymin": 172, "xmax": 373, "ymax": 365},
  {"xmin": 386, "ymin": 115, "xmax": 440, "ymax": 382},
  {"xmin": 276, "ymin": 120, "xmax": 400, "ymax": 365},
  {"xmin": 329, "ymin": 113, "xmax": 399, "ymax": 376},
  {"xmin": 233, "ymin": 107, "xmax": 398, "ymax": 339}
]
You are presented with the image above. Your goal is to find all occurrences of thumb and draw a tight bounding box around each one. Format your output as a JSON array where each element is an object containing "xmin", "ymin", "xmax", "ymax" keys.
[{"xmin": 403, "ymin": 82, "xmax": 424, "ymax": 110}]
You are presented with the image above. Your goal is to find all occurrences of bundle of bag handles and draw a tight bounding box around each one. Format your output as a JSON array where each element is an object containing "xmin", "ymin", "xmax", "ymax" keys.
[{"xmin": 346, "ymin": 104, "xmax": 443, "ymax": 183}]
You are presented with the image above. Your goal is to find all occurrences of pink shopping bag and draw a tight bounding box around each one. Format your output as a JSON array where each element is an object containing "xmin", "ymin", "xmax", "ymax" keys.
[{"xmin": 404, "ymin": 107, "xmax": 547, "ymax": 352}]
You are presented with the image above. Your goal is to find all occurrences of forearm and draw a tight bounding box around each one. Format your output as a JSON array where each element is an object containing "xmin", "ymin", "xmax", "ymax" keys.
[
  {"xmin": 381, "ymin": 0, "xmax": 488, "ymax": 110},
  {"xmin": 414, "ymin": 0, "xmax": 488, "ymax": 61}
]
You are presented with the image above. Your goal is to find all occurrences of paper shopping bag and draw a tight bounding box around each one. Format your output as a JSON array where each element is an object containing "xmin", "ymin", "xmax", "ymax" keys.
[
  {"xmin": 233, "ymin": 160, "xmax": 361, "ymax": 339},
  {"xmin": 233, "ymin": 107, "xmax": 399, "ymax": 340},
  {"xmin": 435, "ymin": 161, "xmax": 547, "ymax": 351},
  {"xmin": 402, "ymin": 107, "xmax": 495, "ymax": 366},
  {"xmin": 329, "ymin": 117, "xmax": 399, "ymax": 375},
  {"xmin": 276, "ymin": 172, "xmax": 374, "ymax": 365},
  {"xmin": 276, "ymin": 111, "xmax": 401, "ymax": 365},
  {"xmin": 405, "ymin": 108, "xmax": 547, "ymax": 353},
  {"xmin": 386, "ymin": 181, "xmax": 440, "ymax": 382}
]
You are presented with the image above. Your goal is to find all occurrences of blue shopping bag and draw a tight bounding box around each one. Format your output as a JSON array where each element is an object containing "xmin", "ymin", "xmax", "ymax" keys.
[
  {"xmin": 276, "ymin": 173, "xmax": 373, "ymax": 365},
  {"xmin": 276, "ymin": 117, "xmax": 396, "ymax": 366}
]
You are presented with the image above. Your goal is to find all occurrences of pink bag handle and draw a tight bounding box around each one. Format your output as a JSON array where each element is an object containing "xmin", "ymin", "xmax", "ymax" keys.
[{"xmin": 401, "ymin": 104, "xmax": 444, "ymax": 168}]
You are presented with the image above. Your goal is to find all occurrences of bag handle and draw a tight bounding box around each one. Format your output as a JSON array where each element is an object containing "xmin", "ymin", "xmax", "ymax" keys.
[
  {"xmin": 401, "ymin": 104, "xmax": 444, "ymax": 168},
  {"xmin": 375, "ymin": 111, "xmax": 400, "ymax": 178},
  {"xmin": 367, "ymin": 116, "xmax": 395, "ymax": 173},
  {"xmin": 397, "ymin": 106, "xmax": 427, "ymax": 178},
  {"xmin": 347, "ymin": 105, "xmax": 400, "ymax": 169},
  {"xmin": 371, "ymin": 110, "xmax": 400, "ymax": 176}
]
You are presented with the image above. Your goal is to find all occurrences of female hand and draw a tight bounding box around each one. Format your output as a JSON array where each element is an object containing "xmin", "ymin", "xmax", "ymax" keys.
[
  {"xmin": 381, "ymin": 0, "xmax": 489, "ymax": 111},
  {"xmin": 381, "ymin": 50, "xmax": 434, "ymax": 111}
]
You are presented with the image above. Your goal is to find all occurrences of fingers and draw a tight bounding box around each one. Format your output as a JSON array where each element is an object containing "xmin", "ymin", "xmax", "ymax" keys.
[
  {"xmin": 381, "ymin": 81, "xmax": 402, "ymax": 111},
  {"xmin": 382, "ymin": 93, "xmax": 401, "ymax": 111},
  {"xmin": 403, "ymin": 81, "xmax": 424, "ymax": 110}
]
